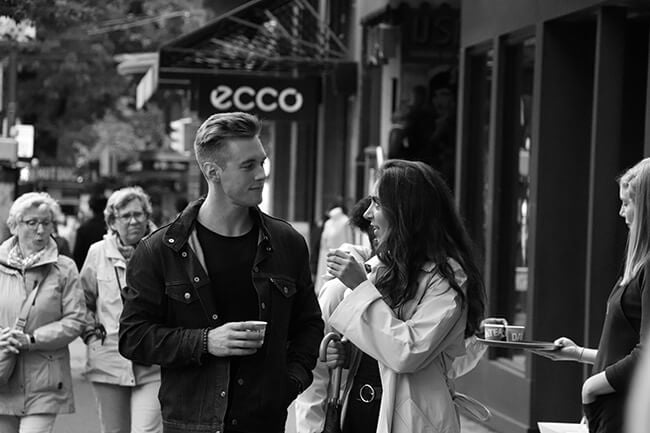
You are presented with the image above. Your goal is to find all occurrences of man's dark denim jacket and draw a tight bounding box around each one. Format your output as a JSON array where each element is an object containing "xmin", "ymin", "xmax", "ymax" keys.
[{"xmin": 119, "ymin": 198, "xmax": 324, "ymax": 433}]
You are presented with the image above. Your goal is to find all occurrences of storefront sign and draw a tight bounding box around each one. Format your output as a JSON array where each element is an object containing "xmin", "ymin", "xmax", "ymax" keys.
[{"xmin": 198, "ymin": 75, "xmax": 318, "ymax": 121}]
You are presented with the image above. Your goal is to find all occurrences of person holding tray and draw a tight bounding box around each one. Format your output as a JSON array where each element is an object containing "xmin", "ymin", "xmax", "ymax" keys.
[
  {"xmin": 323, "ymin": 159, "xmax": 486, "ymax": 433},
  {"xmin": 535, "ymin": 158, "xmax": 650, "ymax": 433}
]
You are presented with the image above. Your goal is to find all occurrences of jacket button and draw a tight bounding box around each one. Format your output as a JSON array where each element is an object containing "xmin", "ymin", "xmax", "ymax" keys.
[
  {"xmin": 283, "ymin": 287, "xmax": 289, "ymax": 294},
  {"xmin": 253, "ymin": 266, "xmax": 259, "ymax": 272},
  {"xmin": 184, "ymin": 292, "xmax": 191, "ymax": 300},
  {"xmin": 212, "ymin": 314, "xmax": 218, "ymax": 320},
  {"xmin": 261, "ymin": 302, "xmax": 266, "ymax": 310},
  {"xmin": 168, "ymin": 238, "xmax": 175, "ymax": 244},
  {"xmin": 193, "ymin": 276, "xmax": 200, "ymax": 282},
  {"xmin": 232, "ymin": 419, "xmax": 238, "ymax": 426},
  {"xmin": 220, "ymin": 391, "xmax": 226, "ymax": 397},
  {"xmin": 181, "ymin": 251, "xmax": 188, "ymax": 258},
  {"xmin": 237, "ymin": 378, "xmax": 244, "ymax": 385}
]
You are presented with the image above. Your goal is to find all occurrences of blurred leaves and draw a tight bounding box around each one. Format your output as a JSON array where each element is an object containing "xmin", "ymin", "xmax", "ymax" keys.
[{"xmin": 3, "ymin": 0, "xmax": 209, "ymax": 165}]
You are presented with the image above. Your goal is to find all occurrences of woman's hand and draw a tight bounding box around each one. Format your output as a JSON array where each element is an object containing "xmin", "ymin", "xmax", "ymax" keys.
[
  {"xmin": 532, "ymin": 337, "xmax": 582, "ymax": 361},
  {"xmin": 326, "ymin": 249, "xmax": 368, "ymax": 289},
  {"xmin": 0, "ymin": 327, "xmax": 21, "ymax": 354},
  {"xmin": 582, "ymin": 372, "xmax": 615, "ymax": 404},
  {"xmin": 325, "ymin": 339, "xmax": 349, "ymax": 369}
]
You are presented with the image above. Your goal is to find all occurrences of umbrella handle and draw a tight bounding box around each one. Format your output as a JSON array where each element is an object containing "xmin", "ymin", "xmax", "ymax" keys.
[
  {"xmin": 319, "ymin": 332, "xmax": 343, "ymax": 404},
  {"xmin": 319, "ymin": 331, "xmax": 342, "ymax": 362}
]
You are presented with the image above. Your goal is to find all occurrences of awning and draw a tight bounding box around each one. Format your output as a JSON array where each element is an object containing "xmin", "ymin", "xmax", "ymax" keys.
[{"xmin": 135, "ymin": 0, "xmax": 352, "ymax": 108}]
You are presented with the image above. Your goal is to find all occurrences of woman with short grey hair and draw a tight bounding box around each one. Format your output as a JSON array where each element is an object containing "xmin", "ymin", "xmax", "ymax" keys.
[
  {"xmin": 81, "ymin": 186, "xmax": 161, "ymax": 433},
  {"xmin": 0, "ymin": 192, "xmax": 86, "ymax": 433}
]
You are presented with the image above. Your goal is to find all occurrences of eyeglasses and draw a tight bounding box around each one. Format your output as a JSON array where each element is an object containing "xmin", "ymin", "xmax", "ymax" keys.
[
  {"xmin": 21, "ymin": 219, "xmax": 54, "ymax": 230},
  {"xmin": 115, "ymin": 211, "xmax": 147, "ymax": 223}
]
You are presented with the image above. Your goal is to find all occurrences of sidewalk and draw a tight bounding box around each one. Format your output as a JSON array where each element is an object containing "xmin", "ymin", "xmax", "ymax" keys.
[{"xmin": 68, "ymin": 338, "xmax": 500, "ymax": 433}]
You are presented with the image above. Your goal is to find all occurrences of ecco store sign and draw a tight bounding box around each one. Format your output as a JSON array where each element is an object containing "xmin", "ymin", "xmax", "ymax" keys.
[
  {"xmin": 198, "ymin": 76, "xmax": 318, "ymax": 121},
  {"xmin": 211, "ymin": 85, "xmax": 303, "ymax": 113}
]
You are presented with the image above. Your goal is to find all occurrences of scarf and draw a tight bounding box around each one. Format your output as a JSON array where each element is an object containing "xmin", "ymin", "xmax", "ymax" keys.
[
  {"xmin": 7, "ymin": 243, "xmax": 45, "ymax": 271},
  {"xmin": 115, "ymin": 236, "xmax": 136, "ymax": 264}
]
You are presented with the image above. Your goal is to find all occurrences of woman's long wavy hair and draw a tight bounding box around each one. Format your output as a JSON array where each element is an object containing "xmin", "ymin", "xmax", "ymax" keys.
[
  {"xmin": 372, "ymin": 160, "xmax": 486, "ymax": 337},
  {"xmin": 619, "ymin": 158, "xmax": 650, "ymax": 285}
]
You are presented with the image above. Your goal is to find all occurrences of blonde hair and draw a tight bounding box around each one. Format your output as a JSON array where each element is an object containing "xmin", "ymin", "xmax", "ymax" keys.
[
  {"xmin": 619, "ymin": 157, "xmax": 650, "ymax": 284},
  {"xmin": 7, "ymin": 192, "xmax": 62, "ymax": 235},
  {"xmin": 104, "ymin": 186, "xmax": 153, "ymax": 227}
]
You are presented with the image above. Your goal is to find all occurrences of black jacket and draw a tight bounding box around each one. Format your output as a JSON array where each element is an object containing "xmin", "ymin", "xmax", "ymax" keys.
[{"xmin": 119, "ymin": 198, "xmax": 324, "ymax": 433}]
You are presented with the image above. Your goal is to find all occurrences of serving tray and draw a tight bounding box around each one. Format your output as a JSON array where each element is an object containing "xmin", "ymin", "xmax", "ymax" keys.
[{"xmin": 477, "ymin": 338, "xmax": 560, "ymax": 351}]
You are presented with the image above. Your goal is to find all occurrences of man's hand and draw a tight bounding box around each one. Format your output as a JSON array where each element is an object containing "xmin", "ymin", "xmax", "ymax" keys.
[{"xmin": 207, "ymin": 322, "xmax": 265, "ymax": 357}]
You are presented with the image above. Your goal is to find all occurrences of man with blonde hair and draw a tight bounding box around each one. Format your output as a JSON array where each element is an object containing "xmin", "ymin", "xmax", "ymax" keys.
[{"xmin": 119, "ymin": 112, "xmax": 323, "ymax": 433}]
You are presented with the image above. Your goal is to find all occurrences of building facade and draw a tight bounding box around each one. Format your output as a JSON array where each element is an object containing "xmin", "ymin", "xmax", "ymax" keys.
[{"xmin": 454, "ymin": 1, "xmax": 650, "ymax": 432}]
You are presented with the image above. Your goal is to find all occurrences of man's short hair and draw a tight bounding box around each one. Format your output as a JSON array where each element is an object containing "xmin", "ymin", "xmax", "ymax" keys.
[{"xmin": 193, "ymin": 112, "xmax": 261, "ymax": 166}]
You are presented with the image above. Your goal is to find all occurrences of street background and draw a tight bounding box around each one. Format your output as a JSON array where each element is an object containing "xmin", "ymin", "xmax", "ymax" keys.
[{"xmin": 53, "ymin": 338, "xmax": 499, "ymax": 433}]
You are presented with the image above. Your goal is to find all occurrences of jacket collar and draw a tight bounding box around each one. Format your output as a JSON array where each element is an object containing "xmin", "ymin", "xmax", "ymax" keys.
[
  {"xmin": 103, "ymin": 232, "xmax": 127, "ymax": 264},
  {"xmin": 0, "ymin": 236, "xmax": 59, "ymax": 269},
  {"xmin": 163, "ymin": 197, "xmax": 273, "ymax": 252}
]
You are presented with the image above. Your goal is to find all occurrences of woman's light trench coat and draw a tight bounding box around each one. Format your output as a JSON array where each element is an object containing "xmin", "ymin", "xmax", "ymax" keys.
[
  {"xmin": 328, "ymin": 256, "xmax": 468, "ymax": 433},
  {"xmin": 0, "ymin": 237, "xmax": 85, "ymax": 415}
]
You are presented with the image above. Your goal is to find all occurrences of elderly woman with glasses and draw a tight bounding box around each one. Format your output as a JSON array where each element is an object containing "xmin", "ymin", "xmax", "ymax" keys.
[
  {"xmin": 80, "ymin": 186, "xmax": 161, "ymax": 433},
  {"xmin": 0, "ymin": 192, "xmax": 86, "ymax": 433}
]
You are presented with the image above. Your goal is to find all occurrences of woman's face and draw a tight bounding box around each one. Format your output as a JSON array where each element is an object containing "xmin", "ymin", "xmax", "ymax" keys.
[
  {"xmin": 619, "ymin": 184, "xmax": 635, "ymax": 227},
  {"xmin": 17, "ymin": 204, "xmax": 54, "ymax": 255},
  {"xmin": 111, "ymin": 199, "xmax": 149, "ymax": 246},
  {"xmin": 363, "ymin": 181, "xmax": 391, "ymax": 247}
]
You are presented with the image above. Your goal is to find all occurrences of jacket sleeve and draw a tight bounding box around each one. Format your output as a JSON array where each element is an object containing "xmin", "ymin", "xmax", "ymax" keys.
[
  {"xmin": 605, "ymin": 268, "xmax": 650, "ymax": 391},
  {"xmin": 79, "ymin": 243, "xmax": 99, "ymax": 341},
  {"xmin": 286, "ymin": 236, "xmax": 325, "ymax": 395},
  {"xmin": 119, "ymin": 239, "xmax": 204, "ymax": 367},
  {"xmin": 329, "ymin": 272, "xmax": 463, "ymax": 374},
  {"xmin": 32, "ymin": 259, "xmax": 86, "ymax": 350},
  {"xmin": 448, "ymin": 335, "xmax": 487, "ymax": 378}
]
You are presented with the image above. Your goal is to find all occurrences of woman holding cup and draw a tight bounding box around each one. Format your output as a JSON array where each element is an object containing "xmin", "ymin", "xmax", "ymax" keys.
[
  {"xmin": 535, "ymin": 158, "xmax": 650, "ymax": 433},
  {"xmin": 324, "ymin": 160, "xmax": 486, "ymax": 433}
]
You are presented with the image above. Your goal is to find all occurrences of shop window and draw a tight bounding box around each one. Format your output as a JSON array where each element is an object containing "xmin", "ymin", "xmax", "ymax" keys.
[
  {"xmin": 464, "ymin": 48, "xmax": 493, "ymax": 271},
  {"xmin": 494, "ymin": 37, "xmax": 535, "ymax": 369}
]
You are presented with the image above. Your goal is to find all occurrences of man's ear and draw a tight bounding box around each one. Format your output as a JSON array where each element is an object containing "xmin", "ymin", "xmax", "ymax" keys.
[{"xmin": 202, "ymin": 161, "xmax": 221, "ymax": 182}]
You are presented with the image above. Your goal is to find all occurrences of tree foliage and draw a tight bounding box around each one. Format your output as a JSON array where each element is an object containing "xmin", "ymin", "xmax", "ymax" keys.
[{"xmin": 3, "ymin": 0, "xmax": 208, "ymax": 165}]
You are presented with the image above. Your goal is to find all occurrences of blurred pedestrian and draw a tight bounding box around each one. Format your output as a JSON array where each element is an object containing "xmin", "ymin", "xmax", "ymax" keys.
[
  {"xmin": 119, "ymin": 112, "xmax": 323, "ymax": 433},
  {"xmin": 314, "ymin": 201, "xmax": 355, "ymax": 296},
  {"xmin": 81, "ymin": 186, "xmax": 161, "ymax": 433},
  {"xmin": 324, "ymin": 160, "xmax": 486, "ymax": 433},
  {"xmin": 0, "ymin": 192, "xmax": 86, "ymax": 433},
  {"xmin": 73, "ymin": 193, "xmax": 107, "ymax": 269},
  {"xmin": 535, "ymin": 158, "xmax": 650, "ymax": 433}
]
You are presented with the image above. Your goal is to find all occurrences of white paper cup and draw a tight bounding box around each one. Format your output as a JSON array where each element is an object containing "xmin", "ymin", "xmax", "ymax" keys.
[
  {"xmin": 506, "ymin": 325, "xmax": 525, "ymax": 342},
  {"xmin": 484, "ymin": 323, "xmax": 506, "ymax": 341},
  {"xmin": 244, "ymin": 321, "xmax": 267, "ymax": 339}
]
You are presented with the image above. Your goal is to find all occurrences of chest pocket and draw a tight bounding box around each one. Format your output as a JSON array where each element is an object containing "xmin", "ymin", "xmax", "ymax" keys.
[
  {"xmin": 165, "ymin": 283, "xmax": 199, "ymax": 304},
  {"xmin": 269, "ymin": 277, "xmax": 296, "ymax": 298}
]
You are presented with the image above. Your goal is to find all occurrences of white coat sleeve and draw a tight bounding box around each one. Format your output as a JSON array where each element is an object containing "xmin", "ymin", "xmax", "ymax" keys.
[
  {"xmin": 294, "ymin": 278, "xmax": 348, "ymax": 433},
  {"xmin": 448, "ymin": 335, "xmax": 487, "ymax": 378},
  {"xmin": 328, "ymin": 273, "xmax": 463, "ymax": 374}
]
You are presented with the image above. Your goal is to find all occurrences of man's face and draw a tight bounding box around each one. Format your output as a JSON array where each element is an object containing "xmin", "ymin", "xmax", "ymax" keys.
[{"xmin": 217, "ymin": 136, "xmax": 268, "ymax": 207}]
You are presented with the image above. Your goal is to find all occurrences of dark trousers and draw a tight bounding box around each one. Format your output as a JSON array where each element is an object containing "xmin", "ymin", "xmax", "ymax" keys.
[{"xmin": 583, "ymin": 393, "xmax": 623, "ymax": 433}]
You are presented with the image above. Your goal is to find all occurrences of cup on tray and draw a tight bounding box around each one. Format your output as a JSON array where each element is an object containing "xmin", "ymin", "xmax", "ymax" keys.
[{"xmin": 505, "ymin": 325, "xmax": 525, "ymax": 342}]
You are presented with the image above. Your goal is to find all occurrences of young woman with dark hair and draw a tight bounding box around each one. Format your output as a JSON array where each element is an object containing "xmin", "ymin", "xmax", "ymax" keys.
[{"xmin": 325, "ymin": 159, "xmax": 486, "ymax": 433}]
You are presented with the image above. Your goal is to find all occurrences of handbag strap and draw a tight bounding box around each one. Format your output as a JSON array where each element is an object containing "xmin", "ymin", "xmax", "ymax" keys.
[{"xmin": 14, "ymin": 264, "xmax": 52, "ymax": 331}]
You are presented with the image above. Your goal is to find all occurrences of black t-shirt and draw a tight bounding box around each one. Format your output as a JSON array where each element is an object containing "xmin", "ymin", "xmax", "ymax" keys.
[
  {"xmin": 195, "ymin": 220, "xmax": 259, "ymax": 425},
  {"xmin": 196, "ymin": 220, "xmax": 259, "ymax": 324}
]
